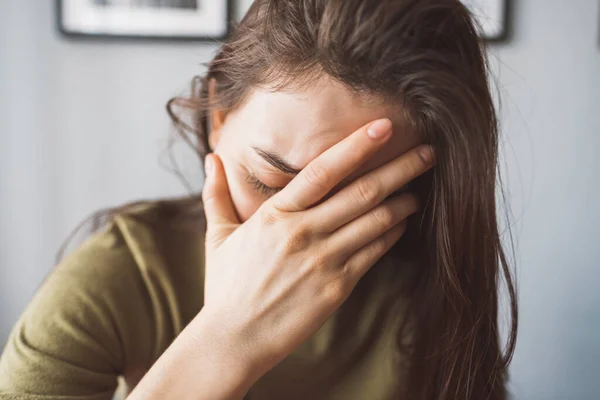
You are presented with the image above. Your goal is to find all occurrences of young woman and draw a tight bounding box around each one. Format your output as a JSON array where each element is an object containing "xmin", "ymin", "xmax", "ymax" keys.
[{"xmin": 0, "ymin": 0, "xmax": 518, "ymax": 399}]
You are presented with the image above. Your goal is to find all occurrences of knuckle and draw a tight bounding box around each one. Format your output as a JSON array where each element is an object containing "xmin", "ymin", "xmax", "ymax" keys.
[
  {"xmin": 201, "ymin": 185, "xmax": 216, "ymax": 207},
  {"xmin": 321, "ymin": 278, "xmax": 347, "ymax": 306},
  {"xmin": 372, "ymin": 206, "xmax": 396, "ymax": 228},
  {"xmin": 259, "ymin": 205, "xmax": 284, "ymax": 226},
  {"xmin": 394, "ymin": 193, "xmax": 419, "ymax": 216},
  {"xmin": 402, "ymin": 160, "xmax": 419, "ymax": 179},
  {"xmin": 371, "ymin": 236, "xmax": 389, "ymax": 255},
  {"xmin": 310, "ymin": 249, "xmax": 330, "ymax": 271},
  {"xmin": 404, "ymin": 153, "xmax": 427, "ymax": 177},
  {"xmin": 353, "ymin": 178, "xmax": 382, "ymax": 205},
  {"xmin": 303, "ymin": 163, "xmax": 331, "ymax": 189},
  {"xmin": 284, "ymin": 224, "xmax": 312, "ymax": 253}
]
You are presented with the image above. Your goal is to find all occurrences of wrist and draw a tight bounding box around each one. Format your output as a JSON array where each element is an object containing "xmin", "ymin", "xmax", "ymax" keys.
[
  {"xmin": 128, "ymin": 308, "xmax": 255, "ymax": 400},
  {"xmin": 190, "ymin": 307, "xmax": 265, "ymax": 394}
]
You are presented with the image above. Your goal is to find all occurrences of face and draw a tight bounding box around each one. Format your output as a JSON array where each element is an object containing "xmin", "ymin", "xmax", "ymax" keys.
[{"xmin": 209, "ymin": 76, "xmax": 422, "ymax": 222}]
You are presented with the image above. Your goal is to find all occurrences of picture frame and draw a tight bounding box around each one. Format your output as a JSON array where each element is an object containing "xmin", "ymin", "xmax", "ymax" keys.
[
  {"xmin": 57, "ymin": 0, "xmax": 232, "ymax": 41},
  {"xmin": 460, "ymin": 0, "xmax": 510, "ymax": 41}
]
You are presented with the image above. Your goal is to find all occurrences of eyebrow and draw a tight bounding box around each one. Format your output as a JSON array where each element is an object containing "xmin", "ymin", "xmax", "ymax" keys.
[{"xmin": 252, "ymin": 146, "xmax": 303, "ymax": 176}]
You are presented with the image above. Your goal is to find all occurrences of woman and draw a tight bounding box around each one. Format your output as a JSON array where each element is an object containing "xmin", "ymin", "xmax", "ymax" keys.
[{"xmin": 0, "ymin": 0, "xmax": 518, "ymax": 399}]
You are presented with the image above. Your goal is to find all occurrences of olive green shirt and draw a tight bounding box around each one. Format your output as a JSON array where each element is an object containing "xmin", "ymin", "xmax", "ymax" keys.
[{"xmin": 0, "ymin": 199, "xmax": 414, "ymax": 399}]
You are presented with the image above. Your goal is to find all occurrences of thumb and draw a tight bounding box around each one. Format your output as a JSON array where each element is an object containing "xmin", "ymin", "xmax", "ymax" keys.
[{"xmin": 202, "ymin": 153, "xmax": 240, "ymax": 246}]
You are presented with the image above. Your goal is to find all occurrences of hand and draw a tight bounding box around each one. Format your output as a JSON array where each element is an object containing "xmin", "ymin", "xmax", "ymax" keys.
[{"xmin": 200, "ymin": 118, "xmax": 434, "ymax": 385}]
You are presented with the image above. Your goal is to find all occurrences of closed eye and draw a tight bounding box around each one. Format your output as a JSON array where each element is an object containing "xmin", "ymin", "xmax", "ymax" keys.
[{"xmin": 245, "ymin": 172, "xmax": 283, "ymax": 197}]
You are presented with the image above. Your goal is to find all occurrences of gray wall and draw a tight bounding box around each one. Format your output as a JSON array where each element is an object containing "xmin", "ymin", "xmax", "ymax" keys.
[{"xmin": 1, "ymin": 0, "xmax": 598, "ymax": 398}]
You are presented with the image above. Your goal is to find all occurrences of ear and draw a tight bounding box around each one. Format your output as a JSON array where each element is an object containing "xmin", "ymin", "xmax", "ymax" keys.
[{"xmin": 208, "ymin": 77, "xmax": 226, "ymax": 151}]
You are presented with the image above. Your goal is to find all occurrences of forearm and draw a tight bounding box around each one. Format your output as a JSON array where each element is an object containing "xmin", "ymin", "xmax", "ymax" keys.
[{"xmin": 127, "ymin": 308, "xmax": 259, "ymax": 400}]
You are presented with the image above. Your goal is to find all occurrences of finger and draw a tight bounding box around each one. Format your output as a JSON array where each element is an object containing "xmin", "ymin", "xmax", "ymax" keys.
[
  {"xmin": 342, "ymin": 221, "xmax": 408, "ymax": 284},
  {"xmin": 270, "ymin": 118, "xmax": 394, "ymax": 212},
  {"xmin": 327, "ymin": 194, "xmax": 418, "ymax": 262},
  {"xmin": 310, "ymin": 144, "xmax": 434, "ymax": 232},
  {"xmin": 202, "ymin": 154, "xmax": 240, "ymax": 245}
]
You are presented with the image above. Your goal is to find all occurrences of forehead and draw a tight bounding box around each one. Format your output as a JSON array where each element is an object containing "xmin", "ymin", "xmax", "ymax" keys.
[{"xmin": 231, "ymin": 77, "xmax": 421, "ymax": 175}]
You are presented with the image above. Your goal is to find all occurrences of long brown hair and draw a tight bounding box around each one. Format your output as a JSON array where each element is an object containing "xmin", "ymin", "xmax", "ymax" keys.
[{"xmin": 164, "ymin": 0, "xmax": 518, "ymax": 399}]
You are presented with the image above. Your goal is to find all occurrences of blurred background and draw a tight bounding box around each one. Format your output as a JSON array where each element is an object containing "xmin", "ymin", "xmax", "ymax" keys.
[{"xmin": 1, "ymin": 0, "xmax": 599, "ymax": 398}]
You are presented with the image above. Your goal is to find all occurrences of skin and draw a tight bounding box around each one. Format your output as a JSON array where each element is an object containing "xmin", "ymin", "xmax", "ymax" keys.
[
  {"xmin": 209, "ymin": 76, "xmax": 422, "ymax": 221},
  {"xmin": 127, "ymin": 76, "xmax": 433, "ymax": 400}
]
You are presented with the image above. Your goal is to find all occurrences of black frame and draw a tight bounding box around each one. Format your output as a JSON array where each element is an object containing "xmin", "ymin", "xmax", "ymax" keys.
[
  {"xmin": 464, "ymin": 0, "xmax": 513, "ymax": 43},
  {"xmin": 56, "ymin": 0, "xmax": 511, "ymax": 43},
  {"xmin": 56, "ymin": 0, "xmax": 233, "ymax": 42},
  {"xmin": 488, "ymin": 0, "xmax": 512, "ymax": 43}
]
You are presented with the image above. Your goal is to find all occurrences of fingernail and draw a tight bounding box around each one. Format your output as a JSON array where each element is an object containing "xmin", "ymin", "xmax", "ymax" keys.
[
  {"xmin": 419, "ymin": 146, "xmax": 434, "ymax": 164},
  {"xmin": 205, "ymin": 155, "xmax": 214, "ymax": 179},
  {"xmin": 367, "ymin": 118, "xmax": 393, "ymax": 140}
]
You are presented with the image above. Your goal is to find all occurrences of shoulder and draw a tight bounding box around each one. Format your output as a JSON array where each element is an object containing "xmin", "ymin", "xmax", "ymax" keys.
[
  {"xmin": 60, "ymin": 195, "xmax": 208, "ymax": 333},
  {"xmin": 0, "ymin": 197, "xmax": 207, "ymax": 397},
  {"xmin": 111, "ymin": 196, "xmax": 208, "ymax": 330},
  {"xmin": 68, "ymin": 195, "xmax": 209, "ymax": 345}
]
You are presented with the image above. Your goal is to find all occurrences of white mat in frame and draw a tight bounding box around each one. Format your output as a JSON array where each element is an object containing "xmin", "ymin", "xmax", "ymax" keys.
[{"xmin": 59, "ymin": 0, "xmax": 230, "ymax": 39}]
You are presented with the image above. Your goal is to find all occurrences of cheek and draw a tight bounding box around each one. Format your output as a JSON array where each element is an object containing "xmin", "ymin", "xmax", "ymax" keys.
[{"xmin": 228, "ymin": 181, "xmax": 265, "ymax": 222}]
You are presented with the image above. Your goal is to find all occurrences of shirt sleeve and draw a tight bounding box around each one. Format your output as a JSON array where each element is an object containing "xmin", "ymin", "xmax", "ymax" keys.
[{"xmin": 0, "ymin": 217, "xmax": 167, "ymax": 400}]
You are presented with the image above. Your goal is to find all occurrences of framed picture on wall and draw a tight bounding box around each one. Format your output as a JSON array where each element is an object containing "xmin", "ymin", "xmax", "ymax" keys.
[
  {"xmin": 460, "ymin": 0, "xmax": 509, "ymax": 41},
  {"xmin": 57, "ymin": 0, "xmax": 231, "ymax": 41}
]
